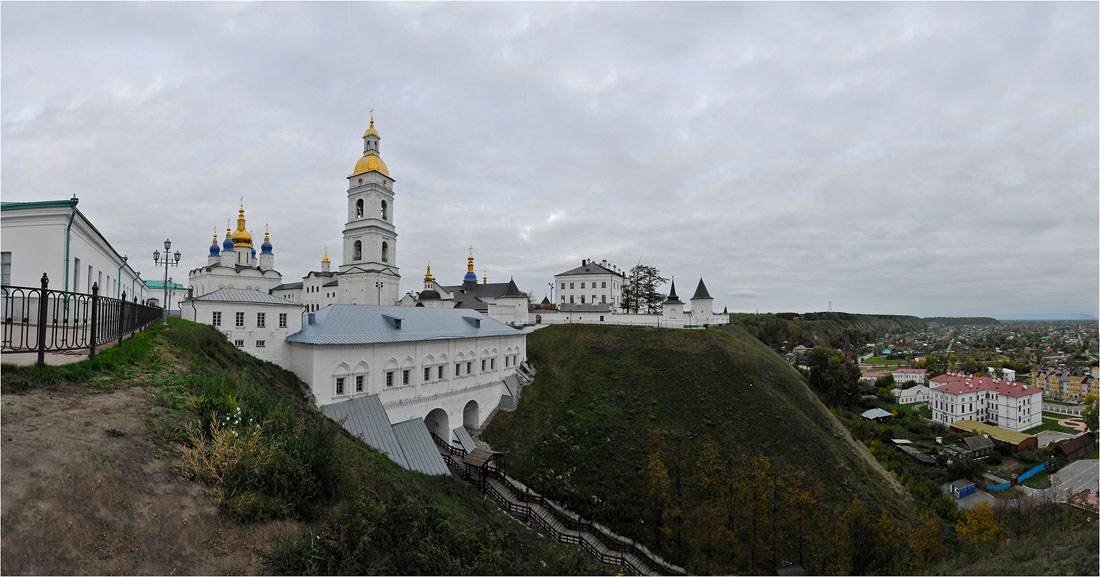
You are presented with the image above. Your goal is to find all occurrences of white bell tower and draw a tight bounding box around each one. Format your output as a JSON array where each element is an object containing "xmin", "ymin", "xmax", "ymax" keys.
[{"xmin": 340, "ymin": 115, "xmax": 401, "ymax": 304}]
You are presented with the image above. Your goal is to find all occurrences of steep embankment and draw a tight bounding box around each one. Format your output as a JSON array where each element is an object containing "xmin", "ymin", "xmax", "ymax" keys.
[
  {"xmin": 483, "ymin": 324, "xmax": 913, "ymax": 574},
  {"xmin": 731, "ymin": 311, "xmax": 926, "ymax": 351},
  {"xmin": 1, "ymin": 320, "xmax": 603, "ymax": 575}
]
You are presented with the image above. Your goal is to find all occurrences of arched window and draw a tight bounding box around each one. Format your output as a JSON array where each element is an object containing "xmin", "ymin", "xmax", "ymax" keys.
[
  {"xmin": 380, "ymin": 200, "xmax": 388, "ymax": 221},
  {"xmin": 356, "ymin": 198, "xmax": 364, "ymax": 218},
  {"xmin": 354, "ymin": 240, "xmax": 362, "ymax": 260},
  {"xmin": 381, "ymin": 241, "xmax": 389, "ymax": 263}
]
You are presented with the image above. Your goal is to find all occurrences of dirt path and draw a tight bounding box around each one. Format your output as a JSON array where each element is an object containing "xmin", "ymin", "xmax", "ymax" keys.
[{"xmin": 1, "ymin": 383, "xmax": 299, "ymax": 575}]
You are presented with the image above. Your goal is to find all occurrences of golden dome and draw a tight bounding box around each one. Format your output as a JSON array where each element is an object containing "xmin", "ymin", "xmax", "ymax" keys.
[
  {"xmin": 351, "ymin": 153, "xmax": 389, "ymax": 177},
  {"xmin": 322, "ymin": 246, "xmax": 330, "ymax": 264},
  {"xmin": 230, "ymin": 203, "xmax": 252, "ymax": 247}
]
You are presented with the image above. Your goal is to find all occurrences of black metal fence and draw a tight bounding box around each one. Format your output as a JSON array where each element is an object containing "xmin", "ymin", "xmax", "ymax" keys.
[{"xmin": 2, "ymin": 273, "xmax": 163, "ymax": 366}]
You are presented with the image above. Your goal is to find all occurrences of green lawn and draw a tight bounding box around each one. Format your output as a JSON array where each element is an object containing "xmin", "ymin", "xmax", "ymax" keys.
[
  {"xmin": 1022, "ymin": 469, "xmax": 1052, "ymax": 490},
  {"xmin": 1023, "ymin": 417, "xmax": 1079, "ymax": 436},
  {"xmin": 918, "ymin": 405, "xmax": 932, "ymax": 419},
  {"xmin": 863, "ymin": 357, "xmax": 907, "ymax": 366}
]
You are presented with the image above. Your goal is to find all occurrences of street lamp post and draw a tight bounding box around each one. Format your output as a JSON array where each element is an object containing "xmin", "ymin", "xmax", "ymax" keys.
[
  {"xmin": 153, "ymin": 238, "xmax": 181, "ymax": 326},
  {"xmin": 548, "ymin": 282, "xmax": 554, "ymax": 306},
  {"xmin": 375, "ymin": 281, "xmax": 384, "ymax": 305}
]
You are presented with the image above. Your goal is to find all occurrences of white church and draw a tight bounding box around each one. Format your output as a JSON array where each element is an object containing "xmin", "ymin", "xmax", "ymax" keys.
[{"xmin": 184, "ymin": 119, "xmax": 529, "ymax": 474}]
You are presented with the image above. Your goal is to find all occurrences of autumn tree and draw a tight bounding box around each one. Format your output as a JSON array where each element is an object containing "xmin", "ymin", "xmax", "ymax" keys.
[
  {"xmin": 871, "ymin": 511, "xmax": 910, "ymax": 573},
  {"xmin": 806, "ymin": 347, "xmax": 862, "ymax": 406},
  {"xmin": 909, "ymin": 518, "xmax": 948, "ymax": 571},
  {"xmin": 840, "ymin": 499, "xmax": 876, "ymax": 574},
  {"xmin": 955, "ymin": 502, "xmax": 1007, "ymax": 556},
  {"xmin": 1082, "ymin": 394, "xmax": 1098, "ymax": 433}
]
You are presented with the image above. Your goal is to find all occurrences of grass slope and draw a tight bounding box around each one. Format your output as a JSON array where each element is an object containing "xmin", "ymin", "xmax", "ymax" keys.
[
  {"xmin": 2, "ymin": 320, "xmax": 605, "ymax": 575},
  {"xmin": 483, "ymin": 324, "xmax": 912, "ymax": 566}
]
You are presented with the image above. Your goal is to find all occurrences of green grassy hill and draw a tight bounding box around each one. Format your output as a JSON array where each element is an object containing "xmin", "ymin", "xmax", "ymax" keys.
[
  {"xmin": 483, "ymin": 324, "xmax": 914, "ymax": 574},
  {"xmin": 730, "ymin": 311, "xmax": 927, "ymax": 352},
  {"xmin": 1, "ymin": 320, "xmax": 604, "ymax": 575}
]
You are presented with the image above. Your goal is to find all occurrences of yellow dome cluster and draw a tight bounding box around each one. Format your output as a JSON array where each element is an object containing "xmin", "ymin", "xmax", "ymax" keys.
[{"xmin": 230, "ymin": 203, "xmax": 253, "ymax": 247}]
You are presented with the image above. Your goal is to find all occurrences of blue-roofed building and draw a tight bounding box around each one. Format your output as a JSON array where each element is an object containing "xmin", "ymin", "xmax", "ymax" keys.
[{"xmin": 286, "ymin": 304, "xmax": 527, "ymax": 444}]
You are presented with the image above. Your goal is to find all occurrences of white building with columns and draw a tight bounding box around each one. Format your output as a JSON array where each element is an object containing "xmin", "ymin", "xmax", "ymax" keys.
[{"xmin": 285, "ymin": 305, "xmax": 526, "ymax": 439}]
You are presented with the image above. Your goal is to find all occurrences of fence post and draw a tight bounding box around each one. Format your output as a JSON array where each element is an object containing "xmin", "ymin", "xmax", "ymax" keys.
[
  {"xmin": 89, "ymin": 282, "xmax": 99, "ymax": 361},
  {"xmin": 118, "ymin": 291, "xmax": 127, "ymax": 346},
  {"xmin": 36, "ymin": 273, "xmax": 48, "ymax": 367}
]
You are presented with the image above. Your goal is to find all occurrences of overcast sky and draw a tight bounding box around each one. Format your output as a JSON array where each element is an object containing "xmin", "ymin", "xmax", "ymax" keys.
[{"xmin": 3, "ymin": 2, "xmax": 1097, "ymax": 319}]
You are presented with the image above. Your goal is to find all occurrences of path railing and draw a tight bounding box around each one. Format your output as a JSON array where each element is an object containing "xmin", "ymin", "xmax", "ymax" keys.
[
  {"xmin": 2, "ymin": 274, "xmax": 161, "ymax": 365},
  {"xmin": 431, "ymin": 432, "xmax": 684, "ymax": 575}
]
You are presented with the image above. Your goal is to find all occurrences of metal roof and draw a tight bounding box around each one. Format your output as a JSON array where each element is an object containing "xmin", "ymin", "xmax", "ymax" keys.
[
  {"xmin": 555, "ymin": 261, "xmax": 624, "ymax": 277},
  {"xmin": 391, "ymin": 418, "xmax": 450, "ymax": 476},
  {"xmin": 558, "ymin": 303, "xmax": 612, "ymax": 313},
  {"xmin": 860, "ymin": 408, "xmax": 893, "ymax": 420},
  {"xmin": 452, "ymin": 426, "xmax": 477, "ymax": 454},
  {"xmin": 188, "ymin": 287, "xmax": 300, "ymax": 305},
  {"xmin": 950, "ymin": 419, "xmax": 1034, "ymax": 446},
  {"xmin": 321, "ymin": 396, "xmax": 408, "ymax": 468},
  {"xmin": 691, "ymin": 278, "xmax": 712, "ymax": 300},
  {"xmin": 287, "ymin": 305, "xmax": 522, "ymax": 345},
  {"xmin": 503, "ymin": 374, "xmax": 519, "ymax": 398},
  {"xmin": 272, "ymin": 282, "xmax": 304, "ymax": 290}
]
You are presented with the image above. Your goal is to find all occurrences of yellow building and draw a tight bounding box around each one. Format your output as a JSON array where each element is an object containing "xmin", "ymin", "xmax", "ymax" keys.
[{"xmin": 1031, "ymin": 366, "xmax": 1098, "ymax": 402}]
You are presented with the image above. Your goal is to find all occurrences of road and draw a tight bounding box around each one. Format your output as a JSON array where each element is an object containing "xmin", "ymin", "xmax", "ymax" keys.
[{"xmin": 1049, "ymin": 459, "xmax": 1100, "ymax": 500}]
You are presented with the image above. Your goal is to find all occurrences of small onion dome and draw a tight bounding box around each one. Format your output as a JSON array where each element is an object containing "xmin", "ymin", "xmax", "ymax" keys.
[
  {"xmin": 251, "ymin": 247, "xmax": 257, "ymax": 259},
  {"xmin": 209, "ymin": 233, "xmax": 221, "ymax": 256},
  {"xmin": 419, "ymin": 289, "xmax": 441, "ymax": 300},
  {"xmin": 222, "ymin": 236, "xmax": 235, "ymax": 251},
  {"xmin": 260, "ymin": 228, "xmax": 273, "ymax": 254}
]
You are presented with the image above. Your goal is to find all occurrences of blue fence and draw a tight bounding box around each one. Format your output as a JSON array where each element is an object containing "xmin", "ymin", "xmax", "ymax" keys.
[{"xmin": 986, "ymin": 462, "xmax": 1047, "ymax": 491}]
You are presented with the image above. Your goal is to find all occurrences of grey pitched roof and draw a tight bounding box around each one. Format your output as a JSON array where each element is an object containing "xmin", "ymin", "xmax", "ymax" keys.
[
  {"xmin": 540, "ymin": 296, "xmax": 551, "ymax": 304},
  {"xmin": 951, "ymin": 479, "xmax": 975, "ymax": 490},
  {"xmin": 391, "ymin": 418, "xmax": 450, "ymax": 476},
  {"xmin": 556, "ymin": 261, "xmax": 624, "ymax": 277},
  {"xmin": 503, "ymin": 374, "xmax": 520, "ymax": 397},
  {"xmin": 440, "ymin": 280, "xmax": 526, "ymax": 299},
  {"xmin": 691, "ymin": 278, "xmax": 712, "ymax": 300},
  {"xmin": 272, "ymin": 282, "xmax": 303, "ymax": 290},
  {"xmin": 860, "ymin": 408, "xmax": 893, "ymax": 420},
  {"xmin": 323, "ymin": 280, "xmax": 339, "ymax": 287},
  {"xmin": 322, "ymin": 396, "xmax": 408, "ymax": 468},
  {"xmin": 287, "ymin": 305, "xmax": 521, "ymax": 345},
  {"xmin": 452, "ymin": 426, "xmax": 477, "ymax": 454},
  {"xmin": 188, "ymin": 288, "xmax": 301, "ymax": 306},
  {"xmin": 961, "ymin": 435, "xmax": 996, "ymax": 452}
]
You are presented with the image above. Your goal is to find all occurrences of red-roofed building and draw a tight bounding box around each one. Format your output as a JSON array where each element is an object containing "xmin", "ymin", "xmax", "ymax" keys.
[{"xmin": 929, "ymin": 373, "xmax": 1042, "ymax": 432}]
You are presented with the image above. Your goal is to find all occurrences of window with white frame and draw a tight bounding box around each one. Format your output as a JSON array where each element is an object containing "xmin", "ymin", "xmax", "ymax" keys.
[
  {"xmin": 279, "ymin": 313, "xmax": 287, "ymax": 328},
  {"xmin": 235, "ymin": 312, "xmax": 244, "ymax": 327},
  {"xmin": 467, "ymin": 361, "xmax": 473, "ymax": 374},
  {"xmin": 491, "ymin": 358, "xmax": 495, "ymax": 370},
  {"xmin": 402, "ymin": 369, "xmax": 410, "ymax": 385},
  {"xmin": 335, "ymin": 377, "xmax": 345, "ymax": 396},
  {"xmin": 212, "ymin": 311, "xmax": 222, "ymax": 326},
  {"xmin": 256, "ymin": 340, "xmax": 265, "ymax": 348},
  {"xmin": 481, "ymin": 359, "xmax": 486, "ymax": 372},
  {"xmin": 455, "ymin": 362, "xmax": 462, "ymax": 376},
  {"xmin": 437, "ymin": 365, "xmax": 444, "ymax": 380},
  {"xmin": 234, "ymin": 339, "xmax": 244, "ymax": 347},
  {"xmin": 386, "ymin": 371, "xmax": 394, "ymax": 388},
  {"xmin": 0, "ymin": 252, "xmax": 10, "ymax": 286},
  {"xmin": 355, "ymin": 375, "xmax": 364, "ymax": 393},
  {"xmin": 424, "ymin": 367, "xmax": 431, "ymax": 382},
  {"xmin": 256, "ymin": 312, "xmax": 265, "ymax": 328}
]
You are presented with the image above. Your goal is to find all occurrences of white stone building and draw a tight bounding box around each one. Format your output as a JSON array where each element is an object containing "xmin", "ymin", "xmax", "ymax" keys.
[
  {"xmin": 397, "ymin": 255, "xmax": 531, "ymax": 327},
  {"xmin": 1, "ymin": 196, "xmax": 149, "ymax": 301},
  {"xmin": 285, "ymin": 305, "xmax": 526, "ymax": 441},
  {"xmin": 891, "ymin": 368, "xmax": 928, "ymax": 384},
  {"xmin": 554, "ymin": 259, "xmax": 627, "ymax": 309},
  {"xmin": 929, "ymin": 373, "xmax": 1042, "ymax": 432},
  {"xmin": 181, "ymin": 288, "xmax": 303, "ymax": 365}
]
